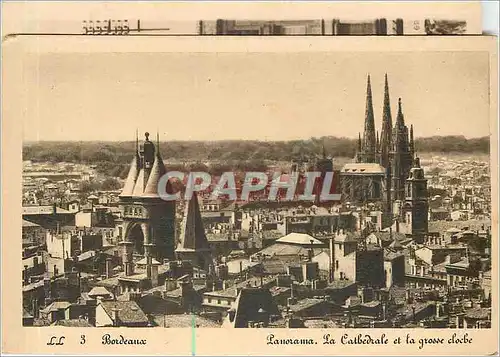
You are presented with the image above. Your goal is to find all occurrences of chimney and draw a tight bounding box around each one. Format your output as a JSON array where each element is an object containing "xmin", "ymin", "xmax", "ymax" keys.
[
  {"xmin": 151, "ymin": 264, "xmax": 159, "ymax": 288},
  {"xmin": 111, "ymin": 308, "xmax": 119, "ymax": 326},
  {"xmin": 23, "ymin": 265, "xmax": 29, "ymax": 284},
  {"xmin": 146, "ymin": 256, "xmax": 152, "ymax": 279},
  {"xmin": 308, "ymin": 240, "xmax": 314, "ymax": 261},
  {"xmin": 43, "ymin": 277, "xmax": 51, "ymax": 300},
  {"xmin": 105, "ymin": 258, "xmax": 113, "ymax": 279},
  {"xmin": 329, "ymin": 236, "xmax": 335, "ymax": 282},
  {"xmin": 32, "ymin": 299, "xmax": 39, "ymax": 318}
]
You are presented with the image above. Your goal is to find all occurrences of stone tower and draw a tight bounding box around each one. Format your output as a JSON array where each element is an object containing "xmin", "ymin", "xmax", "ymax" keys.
[
  {"xmin": 119, "ymin": 132, "xmax": 176, "ymax": 275},
  {"xmin": 390, "ymin": 98, "xmax": 414, "ymax": 202},
  {"xmin": 403, "ymin": 157, "xmax": 429, "ymax": 244}
]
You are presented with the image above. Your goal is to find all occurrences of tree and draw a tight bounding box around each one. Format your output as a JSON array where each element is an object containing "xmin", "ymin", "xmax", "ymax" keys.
[{"xmin": 101, "ymin": 178, "xmax": 122, "ymax": 191}]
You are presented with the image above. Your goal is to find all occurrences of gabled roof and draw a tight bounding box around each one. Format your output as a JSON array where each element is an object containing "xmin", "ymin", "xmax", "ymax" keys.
[
  {"xmin": 52, "ymin": 318, "xmax": 93, "ymax": 327},
  {"xmin": 88, "ymin": 286, "xmax": 112, "ymax": 297},
  {"xmin": 223, "ymin": 287, "xmax": 280, "ymax": 328},
  {"xmin": 22, "ymin": 206, "xmax": 72, "ymax": 215},
  {"xmin": 276, "ymin": 233, "xmax": 323, "ymax": 246},
  {"xmin": 41, "ymin": 301, "xmax": 71, "ymax": 313},
  {"xmin": 100, "ymin": 300, "xmax": 149, "ymax": 325},
  {"xmin": 22, "ymin": 219, "xmax": 40, "ymax": 227}
]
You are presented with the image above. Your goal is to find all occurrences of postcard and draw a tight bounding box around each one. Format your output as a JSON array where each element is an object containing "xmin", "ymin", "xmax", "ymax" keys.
[
  {"xmin": 1, "ymin": 1, "xmax": 483, "ymax": 36},
  {"xmin": 1, "ymin": 24, "xmax": 498, "ymax": 357}
]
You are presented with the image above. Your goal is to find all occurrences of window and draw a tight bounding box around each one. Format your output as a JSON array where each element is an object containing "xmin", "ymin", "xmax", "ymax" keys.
[{"xmin": 335, "ymin": 260, "xmax": 339, "ymax": 270}]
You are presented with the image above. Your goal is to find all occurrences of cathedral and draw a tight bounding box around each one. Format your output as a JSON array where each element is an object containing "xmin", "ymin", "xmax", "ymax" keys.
[
  {"xmin": 341, "ymin": 74, "xmax": 428, "ymax": 237},
  {"xmin": 355, "ymin": 74, "xmax": 415, "ymax": 203}
]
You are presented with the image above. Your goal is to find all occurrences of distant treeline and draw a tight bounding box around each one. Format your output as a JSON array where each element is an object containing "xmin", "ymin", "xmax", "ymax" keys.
[{"xmin": 23, "ymin": 135, "xmax": 489, "ymax": 178}]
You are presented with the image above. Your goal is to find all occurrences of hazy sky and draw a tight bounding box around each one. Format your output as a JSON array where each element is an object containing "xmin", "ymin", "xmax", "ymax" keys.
[{"xmin": 20, "ymin": 50, "xmax": 490, "ymax": 142}]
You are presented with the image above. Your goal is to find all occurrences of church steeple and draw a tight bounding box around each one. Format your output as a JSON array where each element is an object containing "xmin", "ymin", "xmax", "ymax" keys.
[
  {"xmin": 379, "ymin": 73, "xmax": 393, "ymax": 168},
  {"xmin": 396, "ymin": 98, "xmax": 405, "ymax": 127},
  {"xmin": 410, "ymin": 124, "xmax": 415, "ymax": 157},
  {"xmin": 404, "ymin": 155, "xmax": 428, "ymax": 244},
  {"xmin": 361, "ymin": 74, "xmax": 376, "ymax": 163},
  {"xmin": 355, "ymin": 132, "xmax": 362, "ymax": 162},
  {"xmin": 391, "ymin": 97, "xmax": 413, "ymax": 202}
]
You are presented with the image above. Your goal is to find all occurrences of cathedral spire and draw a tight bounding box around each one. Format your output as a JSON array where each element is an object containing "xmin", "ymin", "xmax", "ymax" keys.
[
  {"xmin": 379, "ymin": 73, "xmax": 393, "ymax": 168},
  {"xmin": 361, "ymin": 75, "xmax": 376, "ymax": 163},
  {"xmin": 322, "ymin": 141, "xmax": 327, "ymax": 159},
  {"xmin": 410, "ymin": 124, "xmax": 415, "ymax": 155},
  {"xmin": 355, "ymin": 132, "xmax": 362, "ymax": 163},
  {"xmin": 396, "ymin": 98, "xmax": 405, "ymax": 127}
]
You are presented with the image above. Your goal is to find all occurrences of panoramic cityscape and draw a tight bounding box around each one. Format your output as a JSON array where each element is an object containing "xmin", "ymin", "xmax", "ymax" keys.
[{"xmin": 21, "ymin": 69, "xmax": 492, "ymax": 329}]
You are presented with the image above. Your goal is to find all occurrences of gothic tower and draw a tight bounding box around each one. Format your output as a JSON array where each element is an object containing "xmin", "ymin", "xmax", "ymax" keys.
[
  {"xmin": 390, "ymin": 98, "xmax": 414, "ymax": 202},
  {"xmin": 403, "ymin": 157, "xmax": 429, "ymax": 244},
  {"xmin": 119, "ymin": 132, "xmax": 176, "ymax": 275},
  {"xmin": 379, "ymin": 74, "xmax": 393, "ymax": 168},
  {"xmin": 356, "ymin": 75, "xmax": 377, "ymax": 163},
  {"xmin": 175, "ymin": 185, "xmax": 214, "ymax": 271}
]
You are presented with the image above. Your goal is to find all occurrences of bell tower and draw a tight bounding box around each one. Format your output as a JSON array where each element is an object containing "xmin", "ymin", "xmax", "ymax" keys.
[
  {"xmin": 403, "ymin": 157, "xmax": 428, "ymax": 244},
  {"xmin": 119, "ymin": 131, "xmax": 176, "ymax": 275}
]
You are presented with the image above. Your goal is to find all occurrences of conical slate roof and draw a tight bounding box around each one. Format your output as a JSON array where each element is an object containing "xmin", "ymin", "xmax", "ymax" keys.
[
  {"xmin": 119, "ymin": 155, "xmax": 140, "ymax": 198},
  {"xmin": 143, "ymin": 154, "xmax": 167, "ymax": 198},
  {"xmin": 132, "ymin": 169, "xmax": 146, "ymax": 197}
]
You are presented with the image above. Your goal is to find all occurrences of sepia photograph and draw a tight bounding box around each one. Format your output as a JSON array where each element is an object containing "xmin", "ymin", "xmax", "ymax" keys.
[{"xmin": 1, "ymin": 33, "xmax": 497, "ymax": 355}]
